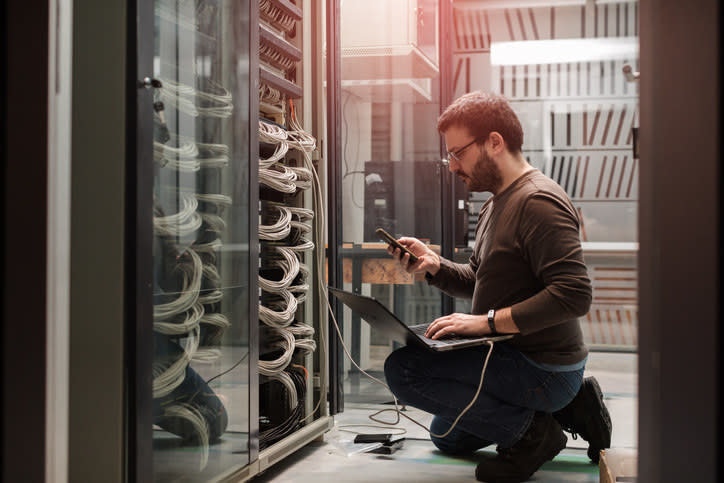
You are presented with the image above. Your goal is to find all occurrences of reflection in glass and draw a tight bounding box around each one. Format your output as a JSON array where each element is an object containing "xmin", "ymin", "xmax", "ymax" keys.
[{"xmin": 151, "ymin": 0, "xmax": 250, "ymax": 479}]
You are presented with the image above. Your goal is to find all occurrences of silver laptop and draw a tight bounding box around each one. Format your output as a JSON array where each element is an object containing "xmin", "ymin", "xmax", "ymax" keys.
[{"xmin": 328, "ymin": 287, "xmax": 512, "ymax": 352}]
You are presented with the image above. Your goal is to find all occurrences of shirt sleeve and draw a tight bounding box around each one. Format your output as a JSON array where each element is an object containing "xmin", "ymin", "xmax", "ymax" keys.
[
  {"xmin": 425, "ymin": 256, "xmax": 477, "ymax": 299},
  {"xmin": 510, "ymin": 194, "xmax": 593, "ymax": 335}
]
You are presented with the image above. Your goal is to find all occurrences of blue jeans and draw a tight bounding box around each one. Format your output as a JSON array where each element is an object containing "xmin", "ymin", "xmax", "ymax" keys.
[{"xmin": 384, "ymin": 342, "xmax": 584, "ymax": 454}]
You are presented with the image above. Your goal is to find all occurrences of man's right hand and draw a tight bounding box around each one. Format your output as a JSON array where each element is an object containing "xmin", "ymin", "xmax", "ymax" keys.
[{"xmin": 386, "ymin": 236, "xmax": 441, "ymax": 277}]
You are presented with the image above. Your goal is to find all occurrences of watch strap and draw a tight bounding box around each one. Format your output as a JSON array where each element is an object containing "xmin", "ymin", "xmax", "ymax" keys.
[{"xmin": 487, "ymin": 309, "xmax": 496, "ymax": 334}]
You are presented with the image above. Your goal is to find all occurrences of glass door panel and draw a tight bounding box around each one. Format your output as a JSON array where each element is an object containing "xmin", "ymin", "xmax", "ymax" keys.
[
  {"xmin": 151, "ymin": 0, "xmax": 251, "ymax": 479},
  {"xmin": 339, "ymin": 0, "xmax": 443, "ymax": 403}
]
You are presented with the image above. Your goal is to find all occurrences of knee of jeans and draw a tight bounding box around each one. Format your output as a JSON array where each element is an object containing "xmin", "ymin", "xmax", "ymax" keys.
[
  {"xmin": 430, "ymin": 434, "xmax": 459, "ymax": 454},
  {"xmin": 429, "ymin": 417, "xmax": 462, "ymax": 454}
]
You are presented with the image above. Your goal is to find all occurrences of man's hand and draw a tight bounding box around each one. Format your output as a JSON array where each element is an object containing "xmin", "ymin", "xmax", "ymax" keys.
[
  {"xmin": 424, "ymin": 313, "xmax": 490, "ymax": 340},
  {"xmin": 386, "ymin": 236, "xmax": 441, "ymax": 276}
]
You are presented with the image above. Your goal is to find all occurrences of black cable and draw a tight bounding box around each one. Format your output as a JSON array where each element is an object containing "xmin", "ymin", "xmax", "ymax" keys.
[
  {"xmin": 259, "ymin": 367, "xmax": 307, "ymax": 449},
  {"xmin": 205, "ymin": 351, "xmax": 250, "ymax": 385}
]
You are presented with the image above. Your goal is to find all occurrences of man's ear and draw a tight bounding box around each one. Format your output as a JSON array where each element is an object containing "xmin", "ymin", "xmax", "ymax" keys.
[{"xmin": 488, "ymin": 131, "xmax": 505, "ymax": 153}]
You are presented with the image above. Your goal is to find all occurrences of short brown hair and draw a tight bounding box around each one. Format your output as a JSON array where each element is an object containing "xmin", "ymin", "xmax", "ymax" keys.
[{"xmin": 437, "ymin": 91, "xmax": 524, "ymax": 153}]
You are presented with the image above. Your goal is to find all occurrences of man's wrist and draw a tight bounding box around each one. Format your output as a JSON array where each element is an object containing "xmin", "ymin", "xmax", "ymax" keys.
[
  {"xmin": 428, "ymin": 254, "xmax": 442, "ymax": 276},
  {"xmin": 487, "ymin": 309, "xmax": 497, "ymax": 333}
]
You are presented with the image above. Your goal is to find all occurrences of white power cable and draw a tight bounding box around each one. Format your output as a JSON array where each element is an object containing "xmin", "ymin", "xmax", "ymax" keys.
[
  {"xmin": 196, "ymin": 193, "xmax": 233, "ymax": 208},
  {"xmin": 259, "ymin": 164, "xmax": 298, "ymax": 193},
  {"xmin": 153, "ymin": 248, "xmax": 203, "ymax": 320},
  {"xmin": 259, "ymin": 246, "xmax": 300, "ymax": 292},
  {"xmin": 159, "ymin": 77, "xmax": 233, "ymax": 119},
  {"xmin": 152, "ymin": 325, "xmax": 201, "ymax": 398},
  {"xmin": 199, "ymin": 212, "xmax": 227, "ymax": 233},
  {"xmin": 197, "ymin": 141, "xmax": 230, "ymax": 169},
  {"xmin": 154, "ymin": 301, "xmax": 204, "ymax": 335},
  {"xmin": 259, "ymin": 327, "xmax": 296, "ymax": 376},
  {"xmin": 259, "ymin": 289, "xmax": 298, "ymax": 328},
  {"xmin": 153, "ymin": 192, "xmax": 203, "ymax": 238},
  {"xmin": 259, "ymin": 205, "xmax": 292, "ymax": 241}
]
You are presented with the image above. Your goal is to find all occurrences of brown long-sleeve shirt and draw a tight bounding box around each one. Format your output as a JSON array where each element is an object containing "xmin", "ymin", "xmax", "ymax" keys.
[{"xmin": 427, "ymin": 169, "xmax": 592, "ymax": 365}]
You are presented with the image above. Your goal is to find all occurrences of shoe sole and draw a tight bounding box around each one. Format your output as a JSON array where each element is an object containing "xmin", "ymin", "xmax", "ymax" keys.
[{"xmin": 581, "ymin": 377, "xmax": 612, "ymax": 462}]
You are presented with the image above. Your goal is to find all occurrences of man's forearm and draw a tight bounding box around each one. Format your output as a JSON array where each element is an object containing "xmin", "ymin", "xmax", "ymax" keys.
[{"xmin": 490, "ymin": 307, "xmax": 520, "ymax": 334}]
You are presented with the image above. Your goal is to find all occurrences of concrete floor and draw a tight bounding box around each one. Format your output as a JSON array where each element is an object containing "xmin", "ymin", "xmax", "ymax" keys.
[{"xmin": 250, "ymin": 351, "xmax": 637, "ymax": 482}]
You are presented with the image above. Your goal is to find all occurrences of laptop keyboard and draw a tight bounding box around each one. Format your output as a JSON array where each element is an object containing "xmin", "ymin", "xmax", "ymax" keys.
[{"xmin": 409, "ymin": 324, "xmax": 469, "ymax": 344}]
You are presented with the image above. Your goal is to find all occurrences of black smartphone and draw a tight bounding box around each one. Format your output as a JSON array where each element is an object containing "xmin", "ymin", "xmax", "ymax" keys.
[
  {"xmin": 354, "ymin": 433, "xmax": 393, "ymax": 444},
  {"xmin": 375, "ymin": 228, "xmax": 419, "ymax": 263}
]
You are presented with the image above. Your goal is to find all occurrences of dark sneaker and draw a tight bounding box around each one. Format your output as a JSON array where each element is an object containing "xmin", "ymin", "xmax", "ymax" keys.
[
  {"xmin": 553, "ymin": 376, "xmax": 612, "ymax": 463},
  {"xmin": 475, "ymin": 411, "xmax": 567, "ymax": 483}
]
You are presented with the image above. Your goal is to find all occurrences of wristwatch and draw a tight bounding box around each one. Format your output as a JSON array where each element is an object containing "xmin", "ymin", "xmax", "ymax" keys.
[{"xmin": 487, "ymin": 309, "xmax": 496, "ymax": 334}]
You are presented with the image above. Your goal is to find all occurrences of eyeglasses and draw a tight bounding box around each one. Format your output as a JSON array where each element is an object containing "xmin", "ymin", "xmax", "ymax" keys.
[{"xmin": 444, "ymin": 139, "xmax": 477, "ymax": 163}]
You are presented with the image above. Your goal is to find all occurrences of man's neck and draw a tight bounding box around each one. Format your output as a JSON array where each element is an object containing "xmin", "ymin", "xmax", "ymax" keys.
[{"xmin": 493, "ymin": 154, "xmax": 533, "ymax": 195}]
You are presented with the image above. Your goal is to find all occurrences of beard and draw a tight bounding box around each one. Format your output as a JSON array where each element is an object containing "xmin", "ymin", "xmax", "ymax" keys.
[{"xmin": 459, "ymin": 149, "xmax": 503, "ymax": 193}]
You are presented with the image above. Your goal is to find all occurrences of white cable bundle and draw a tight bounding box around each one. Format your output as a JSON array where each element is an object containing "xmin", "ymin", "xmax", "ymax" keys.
[
  {"xmin": 288, "ymin": 321, "xmax": 316, "ymax": 354},
  {"xmin": 286, "ymin": 119, "xmax": 316, "ymax": 154},
  {"xmin": 195, "ymin": 193, "xmax": 232, "ymax": 209},
  {"xmin": 154, "ymin": 137, "xmax": 200, "ymax": 172},
  {"xmin": 201, "ymin": 262, "xmax": 221, "ymax": 287},
  {"xmin": 294, "ymin": 338, "xmax": 317, "ymax": 355},
  {"xmin": 197, "ymin": 141, "xmax": 230, "ymax": 169},
  {"xmin": 195, "ymin": 81, "xmax": 234, "ymax": 118},
  {"xmin": 152, "ymin": 325, "xmax": 200, "ymax": 398},
  {"xmin": 259, "ymin": 83, "xmax": 285, "ymax": 109},
  {"xmin": 288, "ymin": 206, "xmax": 315, "ymax": 252},
  {"xmin": 259, "ymin": 141, "xmax": 289, "ymax": 169},
  {"xmin": 287, "ymin": 321, "xmax": 314, "ymax": 337},
  {"xmin": 159, "ymin": 77, "xmax": 198, "ymax": 117},
  {"xmin": 192, "ymin": 238, "xmax": 223, "ymax": 255},
  {"xmin": 192, "ymin": 348, "xmax": 222, "ymax": 364},
  {"xmin": 259, "ymin": 289, "xmax": 297, "ymax": 328},
  {"xmin": 288, "ymin": 206, "xmax": 314, "ymax": 223},
  {"xmin": 259, "ymin": 119, "xmax": 288, "ymax": 143},
  {"xmin": 200, "ymin": 312, "xmax": 231, "ymax": 331},
  {"xmin": 198, "ymin": 259, "xmax": 223, "ymax": 305},
  {"xmin": 198, "ymin": 313, "xmax": 231, "ymax": 348},
  {"xmin": 259, "ymin": 120, "xmax": 289, "ymax": 170},
  {"xmin": 286, "ymin": 238, "xmax": 314, "ymax": 252},
  {"xmin": 159, "ymin": 77, "xmax": 233, "ymax": 119},
  {"xmin": 259, "ymin": 205, "xmax": 292, "ymax": 241},
  {"xmin": 154, "ymin": 301, "xmax": 204, "ymax": 335},
  {"xmin": 288, "ymin": 282, "xmax": 309, "ymax": 296},
  {"xmin": 161, "ymin": 403, "xmax": 210, "ymax": 470},
  {"xmin": 154, "ymin": 192, "xmax": 203, "ymax": 237},
  {"xmin": 199, "ymin": 212, "xmax": 227, "ymax": 233},
  {"xmin": 289, "ymin": 165, "xmax": 313, "ymax": 190},
  {"xmin": 154, "ymin": 248, "xmax": 203, "ymax": 320},
  {"xmin": 259, "ymin": 327, "xmax": 295, "ymax": 376},
  {"xmin": 198, "ymin": 289, "xmax": 223, "ymax": 305},
  {"xmin": 259, "ymin": 164, "xmax": 298, "ymax": 193},
  {"xmin": 259, "ymin": 246, "xmax": 300, "ymax": 292}
]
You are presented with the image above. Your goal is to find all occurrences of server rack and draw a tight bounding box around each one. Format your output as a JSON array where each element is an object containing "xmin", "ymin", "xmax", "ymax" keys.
[{"xmin": 132, "ymin": 1, "xmax": 332, "ymax": 481}]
